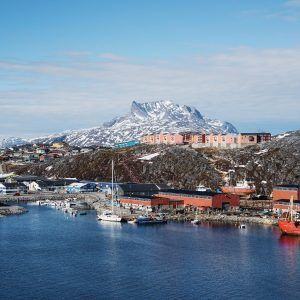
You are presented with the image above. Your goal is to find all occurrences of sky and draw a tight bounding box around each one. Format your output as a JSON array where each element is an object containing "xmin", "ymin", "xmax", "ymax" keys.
[{"xmin": 0, "ymin": 0, "xmax": 300, "ymax": 138}]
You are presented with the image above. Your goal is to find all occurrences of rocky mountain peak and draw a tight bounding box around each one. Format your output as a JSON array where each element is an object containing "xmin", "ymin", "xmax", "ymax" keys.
[
  {"xmin": 130, "ymin": 100, "xmax": 203, "ymax": 122},
  {"xmin": 1, "ymin": 100, "xmax": 239, "ymax": 147}
]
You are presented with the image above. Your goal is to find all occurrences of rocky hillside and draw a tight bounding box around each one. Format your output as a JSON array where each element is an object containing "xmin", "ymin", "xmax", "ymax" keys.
[
  {"xmin": 11, "ymin": 130, "xmax": 300, "ymax": 194},
  {"xmin": 1, "ymin": 100, "xmax": 237, "ymax": 148}
]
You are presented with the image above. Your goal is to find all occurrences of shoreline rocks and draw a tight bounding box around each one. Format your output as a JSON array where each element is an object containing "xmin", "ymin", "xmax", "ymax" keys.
[
  {"xmin": 0, "ymin": 205, "xmax": 28, "ymax": 217},
  {"xmin": 169, "ymin": 213, "xmax": 278, "ymax": 226}
]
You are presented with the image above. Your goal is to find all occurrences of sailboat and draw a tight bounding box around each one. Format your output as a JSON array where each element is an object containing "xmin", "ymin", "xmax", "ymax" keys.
[
  {"xmin": 278, "ymin": 196, "xmax": 300, "ymax": 236},
  {"xmin": 98, "ymin": 159, "xmax": 122, "ymax": 222}
]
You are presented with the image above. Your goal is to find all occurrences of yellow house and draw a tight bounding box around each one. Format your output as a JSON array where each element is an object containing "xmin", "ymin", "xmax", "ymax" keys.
[{"xmin": 51, "ymin": 142, "xmax": 66, "ymax": 149}]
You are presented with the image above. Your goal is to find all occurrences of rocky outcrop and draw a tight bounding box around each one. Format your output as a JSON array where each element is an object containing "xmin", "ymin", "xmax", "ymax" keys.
[{"xmin": 0, "ymin": 205, "xmax": 28, "ymax": 217}]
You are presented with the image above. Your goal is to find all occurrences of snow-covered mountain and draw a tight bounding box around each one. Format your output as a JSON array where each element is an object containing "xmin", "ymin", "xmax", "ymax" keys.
[
  {"xmin": 1, "ymin": 100, "xmax": 238, "ymax": 148},
  {"xmin": 31, "ymin": 100, "xmax": 238, "ymax": 146},
  {"xmin": 0, "ymin": 137, "xmax": 28, "ymax": 149}
]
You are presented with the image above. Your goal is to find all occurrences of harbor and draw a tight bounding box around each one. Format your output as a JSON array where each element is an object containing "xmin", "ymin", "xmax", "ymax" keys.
[
  {"xmin": 0, "ymin": 194, "xmax": 279, "ymax": 227},
  {"xmin": 1, "ymin": 204, "xmax": 299, "ymax": 300}
]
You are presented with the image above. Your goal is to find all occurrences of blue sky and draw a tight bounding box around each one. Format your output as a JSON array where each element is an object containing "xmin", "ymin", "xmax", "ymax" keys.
[{"xmin": 0, "ymin": 0, "xmax": 300, "ymax": 137}]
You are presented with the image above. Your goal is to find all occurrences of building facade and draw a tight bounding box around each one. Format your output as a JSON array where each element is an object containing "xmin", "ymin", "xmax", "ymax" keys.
[
  {"xmin": 156, "ymin": 189, "xmax": 240, "ymax": 210},
  {"xmin": 66, "ymin": 182, "xmax": 97, "ymax": 193},
  {"xmin": 272, "ymin": 185, "xmax": 300, "ymax": 201},
  {"xmin": 0, "ymin": 182, "xmax": 28, "ymax": 195},
  {"xmin": 140, "ymin": 133, "xmax": 184, "ymax": 145},
  {"xmin": 140, "ymin": 132, "xmax": 271, "ymax": 149},
  {"xmin": 119, "ymin": 196, "xmax": 179, "ymax": 211}
]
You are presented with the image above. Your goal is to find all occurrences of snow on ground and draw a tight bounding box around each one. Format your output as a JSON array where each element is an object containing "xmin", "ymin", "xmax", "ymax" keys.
[
  {"xmin": 138, "ymin": 152, "xmax": 160, "ymax": 161},
  {"xmin": 254, "ymin": 149, "xmax": 269, "ymax": 155},
  {"xmin": 276, "ymin": 132, "xmax": 291, "ymax": 139}
]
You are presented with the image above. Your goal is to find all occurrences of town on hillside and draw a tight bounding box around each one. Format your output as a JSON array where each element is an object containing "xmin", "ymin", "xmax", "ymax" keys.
[
  {"xmin": 0, "ymin": 130, "xmax": 299, "ymax": 222},
  {"xmin": 0, "ymin": 131, "xmax": 271, "ymax": 164}
]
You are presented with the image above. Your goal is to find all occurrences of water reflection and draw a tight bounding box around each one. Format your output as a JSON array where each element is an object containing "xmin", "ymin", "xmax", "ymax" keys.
[
  {"xmin": 97, "ymin": 220, "xmax": 123, "ymax": 229},
  {"xmin": 279, "ymin": 235, "xmax": 300, "ymax": 248}
]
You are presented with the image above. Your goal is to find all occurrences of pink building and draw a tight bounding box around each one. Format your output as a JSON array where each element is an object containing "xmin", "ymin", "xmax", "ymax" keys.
[
  {"xmin": 141, "ymin": 133, "xmax": 184, "ymax": 145},
  {"xmin": 141, "ymin": 132, "xmax": 271, "ymax": 148},
  {"xmin": 200, "ymin": 132, "xmax": 271, "ymax": 149}
]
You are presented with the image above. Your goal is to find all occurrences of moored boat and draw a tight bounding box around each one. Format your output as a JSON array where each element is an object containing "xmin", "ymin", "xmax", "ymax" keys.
[
  {"xmin": 127, "ymin": 218, "xmax": 137, "ymax": 224},
  {"xmin": 98, "ymin": 210, "xmax": 122, "ymax": 222},
  {"xmin": 98, "ymin": 159, "xmax": 122, "ymax": 223},
  {"xmin": 191, "ymin": 219, "xmax": 200, "ymax": 225},
  {"xmin": 222, "ymin": 179, "xmax": 255, "ymax": 196},
  {"xmin": 278, "ymin": 220, "xmax": 300, "ymax": 236},
  {"xmin": 278, "ymin": 196, "xmax": 300, "ymax": 236},
  {"xmin": 136, "ymin": 215, "xmax": 167, "ymax": 225}
]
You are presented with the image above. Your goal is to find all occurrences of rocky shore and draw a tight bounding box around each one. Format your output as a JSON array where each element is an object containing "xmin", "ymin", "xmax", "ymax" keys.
[
  {"xmin": 84, "ymin": 195, "xmax": 279, "ymax": 226},
  {"xmin": 170, "ymin": 213, "xmax": 278, "ymax": 226},
  {"xmin": 0, "ymin": 205, "xmax": 28, "ymax": 217}
]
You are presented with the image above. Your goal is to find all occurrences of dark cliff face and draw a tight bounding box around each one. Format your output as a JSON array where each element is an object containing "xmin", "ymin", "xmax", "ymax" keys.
[{"xmin": 11, "ymin": 130, "xmax": 300, "ymax": 193}]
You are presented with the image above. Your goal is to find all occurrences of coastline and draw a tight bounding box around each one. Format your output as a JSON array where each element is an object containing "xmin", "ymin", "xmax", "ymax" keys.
[
  {"xmin": 174, "ymin": 213, "xmax": 278, "ymax": 226},
  {"xmin": 0, "ymin": 205, "xmax": 28, "ymax": 217},
  {"xmin": 0, "ymin": 195, "xmax": 278, "ymax": 226}
]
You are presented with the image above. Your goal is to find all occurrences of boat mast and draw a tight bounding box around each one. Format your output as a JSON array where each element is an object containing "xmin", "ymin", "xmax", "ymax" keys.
[
  {"xmin": 290, "ymin": 196, "xmax": 294, "ymax": 222},
  {"xmin": 112, "ymin": 159, "xmax": 114, "ymax": 213}
]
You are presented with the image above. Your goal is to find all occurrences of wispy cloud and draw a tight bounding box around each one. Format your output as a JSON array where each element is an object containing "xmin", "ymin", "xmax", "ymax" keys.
[
  {"xmin": 0, "ymin": 48, "xmax": 300, "ymax": 137},
  {"xmin": 241, "ymin": 1, "xmax": 300, "ymax": 22},
  {"xmin": 285, "ymin": 0, "xmax": 300, "ymax": 7}
]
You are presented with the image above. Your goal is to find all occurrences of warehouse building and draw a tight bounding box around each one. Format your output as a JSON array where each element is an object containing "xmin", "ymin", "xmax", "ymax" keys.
[
  {"xmin": 272, "ymin": 184, "xmax": 300, "ymax": 201},
  {"xmin": 156, "ymin": 189, "xmax": 240, "ymax": 210}
]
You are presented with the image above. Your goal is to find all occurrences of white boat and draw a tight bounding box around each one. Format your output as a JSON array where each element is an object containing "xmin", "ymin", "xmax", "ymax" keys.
[
  {"xmin": 98, "ymin": 210, "xmax": 122, "ymax": 222},
  {"xmin": 191, "ymin": 209, "xmax": 200, "ymax": 224},
  {"xmin": 98, "ymin": 159, "xmax": 122, "ymax": 223},
  {"xmin": 239, "ymin": 224, "xmax": 246, "ymax": 229}
]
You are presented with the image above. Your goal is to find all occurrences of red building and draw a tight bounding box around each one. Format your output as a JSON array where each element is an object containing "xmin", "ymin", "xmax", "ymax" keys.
[
  {"xmin": 272, "ymin": 185, "xmax": 300, "ymax": 201},
  {"xmin": 156, "ymin": 189, "xmax": 240, "ymax": 210},
  {"xmin": 119, "ymin": 196, "xmax": 183, "ymax": 211}
]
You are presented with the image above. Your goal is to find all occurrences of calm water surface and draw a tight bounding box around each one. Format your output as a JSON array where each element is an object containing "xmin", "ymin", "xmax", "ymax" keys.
[{"xmin": 0, "ymin": 206, "xmax": 299, "ymax": 300}]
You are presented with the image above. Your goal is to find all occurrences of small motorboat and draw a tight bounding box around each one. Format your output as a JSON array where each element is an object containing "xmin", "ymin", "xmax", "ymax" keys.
[
  {"xmin": 136, "ymin": 215, "xmax": 167, "ymax": 225},
  {"xmin": 239, "ymin": 224, "xmax": 246, "ymax": 229},
  {"xmin": 127, "ymin": 218, "xmax": 137, "ymax": 224},
  {"xmin": 191, "ymin": 219, "xmax": 200, "ymax": 225}
]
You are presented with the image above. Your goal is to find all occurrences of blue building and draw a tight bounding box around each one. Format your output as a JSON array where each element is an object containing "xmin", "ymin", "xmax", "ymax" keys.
[
  {"xmin": 114, "ymin": 140, "xmax": 140, "ymax": 149},
  {"xmin": 66, "ymin": 182, "xmax": 97, "ymax": 193}
]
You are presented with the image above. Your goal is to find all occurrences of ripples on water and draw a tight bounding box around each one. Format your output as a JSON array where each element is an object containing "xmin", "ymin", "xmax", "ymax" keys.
[{"xmin": 0, "ymin": 206, "xmax": 299, "ymax": 300}]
